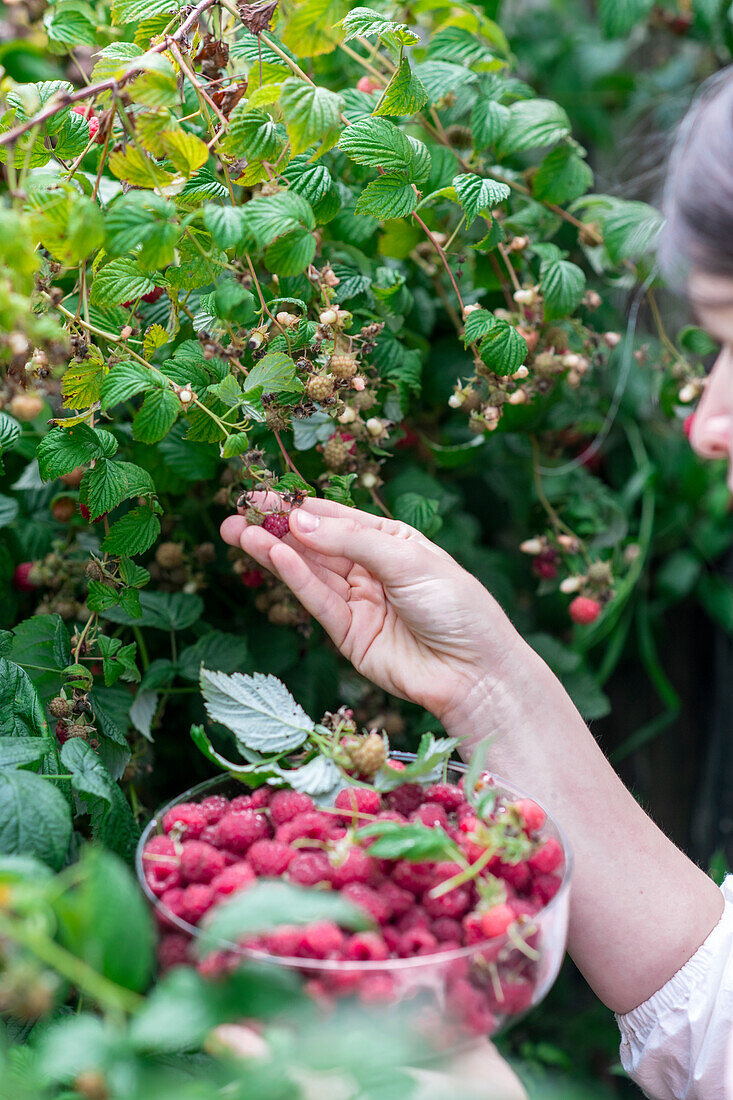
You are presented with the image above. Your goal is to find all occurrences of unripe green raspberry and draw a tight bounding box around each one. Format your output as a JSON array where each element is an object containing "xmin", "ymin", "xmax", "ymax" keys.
[
  {"xmin": 330, "ymin": 353, "xmax": 358, "ymax": 380},
  {"xmin": 307, "ymin": 374, "xmax": 335, "ymax": 402},
  {"xmin": 323, "ymin": 433, "xmax": 351, "ymax": 469},
  {"xmin": 49, "ymin": 696, "xmax": 71, "ymax": 719}
]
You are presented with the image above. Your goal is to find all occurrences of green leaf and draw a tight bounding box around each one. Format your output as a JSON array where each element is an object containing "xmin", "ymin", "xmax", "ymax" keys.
[
  {"xmin": 413, "ymin": 60, "xmax": 477, "ymax": 105},
  {"xmin": 540, "ymin": 258, "xmax": 586, "ymax": 320},
  {"xmin": 533, "ymin": 145, "xmax": 593, "ymax": 205},
  {"xmin": 132, "ymin": 387, "xmax": 180, "ymax": 444},
  {"xmin": 160, "ymin": 129, "xmax": 209, "ymax": 176},
  {"xmin": 471, "ymin": 98, "xmax": 510, "ymax": 150},
  {"xmin": 479, "ymin": 320, "xmax": 528, "ymax": 375},
  {"xmin": 221, "ymin": 431, "xmax": 250, "ymax": 458},
  {"xmin": 355, "ymin": 174, "xmax": 418, "ymax": 219},
  {"xmin": 198, "ymin": 880, "xmax": 370, "ymax": 956},
  {"xmin": 496, "ymin": 98, "xmax": 571, "ymax": 155},
  {"xmin": 102, "ymin": 505, "xmax": 161, "ymax": 556},
  {"xmin": 270, "ymin": 755, "xmax": 343, "ymax": 796},
  {"xmin": 36, "ymin": 1015, "xmax": 123, "ymax": 1084},
  {"xmin": 0, "ymin": 770, "xmax": 71, "ymax": 869},
  {"xmin": 203, "ymin": 203, "xmax": 248, "ymax": 251},
  {"xmin": 452, "ymin": 173, "xmax": 510, "ymax": 224},
  {"xmin": 101, "ymin": 590, "xmax": 203, "ymax": 630},
  {"xmin": 244, "ymin": 352, "xmax": 296, "ymax": 394},
  {"xmin": 355, "ymin": 821, "xmax": 457, "ymax": 861},
  {"xmin": 0, "ymin": 737, "xmax": 54, "ymax": 768},
  {"xmin": 678, "ymin": 326, "xmax": 718, "ymax": 357},
  {"xmin": 60, "ymin": 740, "xmax": 139, "ymax": 860},
  {"xmin": 28, "ymin": 188, "xmax": 105, "ymax": 265},
  {"xmin": 393, "ymin": 492, "xmax": 442, "ymax": 537},
  {"xmin": 90, "ymin": 255, "xmax": 160, "ymax": 309},
  {"xmin": 596, "ymin": 198, "xmax": 664, "ymax": 262},
  {"xmin": 105, "ymin": 192, "xmax": 177, "ymax": 262},
  {"xmin": 7, "ymin": 615, "xmax": 71, "ymax": 706},
  {"xmin": 462, "ymin": 308, "xmax": 497, "ymax": 346},
  {"xmin": 44, "ymin": 7, "xmax": 98, "ymax": 48},
  {"xmin": 0, "ymin": 494, "xmax": 18, "ymax": 529},
  {"xmin": 100, "ymin": 360, "xmax": 153, "ymax": 410},
  {"xmin": 338, "ymin": 116, "xmax": 415, "ymax": 174},
  {"xmin": 373, "ymin": 58, "xmax": 428, "ymax": 117},
  {"xmin": 108, "ymin": 144, "xmax": 174, "ymax": 189},
  {"xmin": 324, "ymin": 472, "xmax": 357, "ymax": 506},
  {"xmin": 36, "ymin": 423, "xmax": 116, "ymax": 480},
  {"xmin": 80, "ymin": 460, "xmax": 155, "ymax": 519},
  {"xmin": 342, "ymin": 6, "xmax": 419, "ymax": 46},
  {"xmin": 225, "ymin": 105, "xmax": 284, "ymax": 161},
  {"xmin": 0, "ymin": 412, "xmax": 21, "ymax": 456},
  {"xmin": 54, "ymin": 846, "xmax": 153, "ymax": 990},
  {"xmin": 280, "ymin": 0, "xmax": 348, "ymax": 57},
  {"xmin": 599, "ymin": 0, "xmax": 653, "ymax": 36},
  {"xmin": 200, "ymin": 668, "xmax": 314, "ymax": 753},
  {"xmin": 264, "ymin": 226, "xmax": 317, "ymax": 276},
  {"xmin": 91, "ymin": 41, "xmax": 144, "ymax": 82},
  {"xmin": 178, "ymin": 631, "xmax": 251, "ymax": 680},
  {"xmin": 111, "ymin": 0, "xmax": 182, "ymax": 25},
  {"xmin": 86, "ymin": 580, "xmax": 120, "ymax": 612},
  {"xmin": 279, "ymin": 78, "xmax": 344, "ymax": 155}
]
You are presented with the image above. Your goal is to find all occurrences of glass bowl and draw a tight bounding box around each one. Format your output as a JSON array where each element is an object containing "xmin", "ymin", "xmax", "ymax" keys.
[{"xmin": 136, "ymin": 756, "xmax": 571, "ymax": 1045}]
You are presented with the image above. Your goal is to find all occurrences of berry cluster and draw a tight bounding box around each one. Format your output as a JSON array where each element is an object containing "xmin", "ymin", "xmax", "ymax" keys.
[{"xmin": 143, "ymin": 770, "xmax": 565, "ymax": 1038}]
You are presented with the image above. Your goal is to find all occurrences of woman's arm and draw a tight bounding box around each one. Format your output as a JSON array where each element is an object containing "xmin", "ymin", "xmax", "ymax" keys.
[{"xmin": 220, "ymin": 499, "xmax": 723, "ymax": 1015}]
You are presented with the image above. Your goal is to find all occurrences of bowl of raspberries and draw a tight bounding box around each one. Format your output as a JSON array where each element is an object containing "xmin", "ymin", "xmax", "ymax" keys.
[{"xmin": 137, "ymin": 751, "xmax": 570, "ymax": 1043}]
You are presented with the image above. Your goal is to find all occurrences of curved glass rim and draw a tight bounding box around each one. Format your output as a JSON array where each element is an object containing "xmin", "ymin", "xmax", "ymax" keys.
[{"xmin": 135, "ymin": 753, "xmax": 573, "ymax": 972}]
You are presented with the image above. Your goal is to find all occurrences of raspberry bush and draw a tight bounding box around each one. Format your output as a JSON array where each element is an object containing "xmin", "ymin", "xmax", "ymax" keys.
[{"xmin": 1, "ymin": 0, "xmax": 732, "ymax": 1095}]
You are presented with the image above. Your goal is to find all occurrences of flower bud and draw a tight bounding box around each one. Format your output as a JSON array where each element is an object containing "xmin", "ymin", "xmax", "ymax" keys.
[
  {"xmin": 513, "ymin": 287, "xmax": 538, "ymax": 306},
  {"xmin": 679, "ymin": 381, "xmax": 701, "ymax": 404},
  {"xmin": 603, "ymin": 331, "xmax": 622, "ymax": 348},
  {"xmin": 560, "ymin": 575, "xmax": 584, "ymax": 594},
  {"xmin": 365, "ymin": 417, "xmax": 383, "ymax": 437},
  {"xmin": 448, "ymin": 392, "xmax": 464, "ymax": 408},
  {"xmin": 508, "ymin": 389, "xmax": 527, "ymax": 405},
  {"xmin": 520, "ymin": 538, "xmax": 544, "ymax": 555},
  {"xmin": 319, "ymin": 308, "xmax": 338, "ymax": 326},
  {"xmin": 562, "ymin": 353, "xmax": 581, "ymax": 369},
  {"xmin": 513, "ymin": 365, "xmax": 529, "ymax": 379},
  {"xmin": 352, "ymin": 376, "xmax": 366, "ymax": 391},
  {"xmin": 361, "ymin": 471, "xmax": 378, "ymax": 489},
  {"xmin": 338, "ymin": 407, "xmax": 357, "ymax": 424},
  {"xmin": 462, "ymin": 303, "xmax": 481, "ymax": 317}
]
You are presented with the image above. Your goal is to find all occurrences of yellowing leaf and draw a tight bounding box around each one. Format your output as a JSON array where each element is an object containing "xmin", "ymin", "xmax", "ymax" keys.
[
  {"xmin": 62, "ymin": 350, "xmax": 109, "ymax": 410},
  {"xmin": 280, "ymin": 0, "xmax": 348, "ymax": 58},
  {"xmin": 143, "ymin": 325, "xmax": 170, "ymax": 358},
  {"xmin": 108, "ymin": 145, "xmax": 174, "ymax": 189},
  {"xmin": 161, "ymin": 130, "xmax": 209, "ymax": 177},
  {"xmin": 247, "ymin": 84, "xmax": 283, "ymax": 107}
]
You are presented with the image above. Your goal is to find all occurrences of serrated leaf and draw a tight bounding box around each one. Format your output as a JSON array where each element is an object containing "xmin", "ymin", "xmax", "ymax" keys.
[
  {"xmin": 497, "ymin": 98, "xmax": 571, "ymax": 155},
  {"xmin": 393, "ymin": 492, "xmax": 441, "ymax": 536},
  {"xmin": 540, "ymin": 258, "xmax": 586, "ymax": 320},
  {"xmin": 0, "ymin": 737, "xmax": 54, "ymax": 769},
  {"xmin": 221, "ymin": 432, "xmax": 250, "ymax": 458},
  {"xmin": 324, "ymin": 472, "xmax": 357, "ymax": 506},
  {"xmin": 244, "ymin": 352, "xmax": 296, "ymax": 394},
  {"xmin": 342, "ymin": 6, "xmax": 418, "ymax": 45},
  {"xmin": 452, "ymin": 173, "xmax": 510, "ymax": 224},
  {"xmin": 280, "ymin": 0, "xmax": 348, "ymax": 57},
  {"xmin": 103, "ymin": 505, "xmax": 161, "ymax": 556},
  {"xmin": 599, "ymin": 0, "xmax": 653, "ymax": 36},
  {"xmin": 100, "ymin": 361, "xmax": 154, "ymax": 410},
  {"xmin": 161, "ymin": 129, "xmax": 209, "ymax": 176},
  {"xmin": 0, "ymin": 495, "xmax": 18, "ymax": 529},
  {"xmin": 338, "ymin": 116, "xmax": 414, "ymax": 174},
  {"xmin": 0, "ymin": 770, "xmax": 71, "ymax": 869},
  {"xmin": 413, "ymin": 60, "xmax": 476, "ymax": 105},
  {"xmin": 86, "ymin": 580, "xmax": 120, "ymax": 612},
  {"xmin": 91, "ymin": 42, "xmax": 144, "ymax": 82},
  {"xmin": 271, "ymin": 755, "xmax": 343, "ymax": 796},
  {"xmin": 132, "ymin": 387, "xmax": 179, "ymax": 444},
  {"xmin": 373, "ymin": 57, "xmax": 428, "ymax": 118},
  {"xmin": 203, "ymin": 204, "xmax": 248, "ymax": 250},
  {"xmin": 90, "ymin": 256, "xmax": 160, "ymax": 309},
  {"xmin": 0, "ymin": 413, "xmax": 21, "ymax": 455},
  {"xmin": 119, "ymin": 558, "xmax": 150, "ymax": 588},
  {"xmin": 112, "ymin": 0, "xmax": 181, "ymax": 23},
  {"xmin": 108, "ymin": 145, "xmax": 173, "ymax": 189},
  {"xmin": 61, "ymin": 351, "xmax": 107, "ymax": 409},
  {"xmin": 462, "ymin": 308, "xmax": 496, "ymax": 346},
  {"xmin": 105, "ymin": 191, "xmax": 177, "ymax": 263},
  {"xmin": 471, "ymin": 98, "xmax": 510, "ymax": 150},
  {"xmin": 200, "ymin": 668, "xmax": 314, "ymax": 753},
  {"xmin": 479, "ymin": 320, "xmax": 528, "ymax": 375},
  {"xmin": 533, "ymin": 145, "xmax": 593, "ymax": 205},
  {"xmin": 80, "ymin": 459, "xmax": 155, "ymax": 519},
  {"xmin": 36, "ymin": 424, "xmax": 114, "ymax": 480},
  {"xmin": 355, "ymin": 174, "xmax": 418, "ymax": 219},
  {"xmin": 596, "ymin": 198, "xmax": 663, "ymax": 262},
  {"xmin": 28, "ymin": 188, "xmax": 105, "ymax": 265},
  {"xmin": 264, "ymin": 226, "xmax": 317, "ymax": 276},
  {"xmin": 279, "ymin": 78, "xmax": 344, "ymax": 156},
  {"xmin": 355, "ymin": 820, "xmax": 457, "ymax": 861},
  {"xmin": 0, "ymin": 657, "xmax": 49, "ymax": 739}
]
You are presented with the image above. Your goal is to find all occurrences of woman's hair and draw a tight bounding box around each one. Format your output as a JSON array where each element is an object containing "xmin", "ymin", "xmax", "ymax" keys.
[{"xmin": 660, "ymin": 66, "xmax": 733, "ymax": 289}]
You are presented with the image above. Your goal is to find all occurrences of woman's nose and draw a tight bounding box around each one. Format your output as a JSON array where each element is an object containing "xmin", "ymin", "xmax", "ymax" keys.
[{"xmin": 690, "ymin": 411, "xmax": 731, "ymax": 459}]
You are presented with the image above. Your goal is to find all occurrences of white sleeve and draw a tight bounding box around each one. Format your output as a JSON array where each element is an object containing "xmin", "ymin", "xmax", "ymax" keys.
[{"xmin": 616, "ymin": 876, "xmax": 733, "ymax": 1100}]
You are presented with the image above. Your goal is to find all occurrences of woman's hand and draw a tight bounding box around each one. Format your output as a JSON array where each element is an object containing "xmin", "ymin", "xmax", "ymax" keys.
[{"xmin": 220, "ymin": 496, "xmax": 523, "ymax": 729}]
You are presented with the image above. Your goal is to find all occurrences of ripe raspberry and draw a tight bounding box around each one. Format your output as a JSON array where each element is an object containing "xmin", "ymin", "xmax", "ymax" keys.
[
  {"xmin": 495, "ymin": 979, "xmax": 533, "ymax": 1015},
  {"xmin": 79, "ymin": 503, "xmax": 104, "ymax": 523},
  {"xmin": 462, "ymin": 912, "xmax": 485, "ymax": 945},
  {"xmin": 210, "ymin": 861, "xmax": 256, "ymax": 897},
  {"xmin": 306, "ymin": 373, "xmax": 335, "ymax": 402},
  {"xmin": 262, "ymin": 513, "xmax": 290, "ymax": 539},
  {"xmin": 49, "ymin": 696, "xmax": 72, "ymax": 719},
  {"xmin": 334, "ymin": 787, "xmax": 381, "ymax": 819},
  {"xmin": 288, "ymin": 851, "xmax": 332, "ymax": 887},
  {"xmin": 396, "ymin": 905, "xmax": 430, "ymax": 933},
  {"xmin": 683, "ymin": 412, "xmax": 695, "ymax": 439},
  {"xmin": 330, "ymin": 846, "xmax": 377, "ymax": 888},
  {"xmin": 528, "ymin": 837, "xmax": 562, "ymax": 875},
  {"xmin": 569, "ymin": 595, "xmax": 601, "ymax": 625},
  {"xmin": 247, "ymin": 788, "xmax": 271, "ymax": 808},
  {"xmin": 142, "ymin": 836, "xmax": 180, "ymax": 896},
  {"xmin": 423, "ymin": 884, "xmax": 472, "ymax": 920},
  {"xmin": 491, "ymin": 858, "xmax": 531, "ymax": 892},
  {"xmin": 386, "ymin": 759, "xmax": 406, "ymax": 771},
  {"xmin": 382, "ymin": 926, "xmax": 402, "ymax": 954},
  {"xmin": 52, "ymin": 497, "xmax": 76, "ymax": 523},
  {"xmin": 297, "ymin": 921, "xmax": 344, "ymax": 959},
  {"xmin": 323, "ymin": 433, "xmax": 353, "ymax": 470},
  {"xmin": 241, "ymin": 569, "xmax": 265, "ymax": 588},
  {"xmin": 163, "ymin": 803, "xmax": 207, "ymax": 840},
  {"xmin": 157, "ymin": 933, "xmax": 191, "ymax": 971},
  {"xmin": 532, "ymin": 549, "xmax": 558, "ymax": 579},
  {"xmin": 265, "ymin": 925, "xmax": 302, "ymax": 956},
  {"xmin": 431, "ymin": 917, "xmax": 463, "ymax": 943},
  {"xmin": 216, "ymin": 810, "xmax": 271, "ymax": 854},
  {"xmin": 385, "ymin": 783, "xmax": 424, "ymax": 816},
  {"xmin": 380, "ymin": 879, "xmax": 413, "ymax": 919},
  {"xmin": 480, "ymin": 903, "xmax": 515, "ymax": 940},
  {"xmin": 197, "ymin": 949, "xmax": 238, "ymax": 980},
  {"xmin": 359, "ymin": 974, "xmax": 396, "ymax": 1003},
  {"xmin": 532, "ymin": 872, "xmax": 562, "ymax": 905},
  {"xmin": 276, "ymin": 811, "xmax": 331, "ymax": 844},
  {"xmin": 344, "ymin": 931, "xmax": 389, "ymax": 961},
  {"xmin": 514, "ymin": 799, "xmax": 546, "ymax": 834},
  {"xmin": 199, "ymin": 795, "xmax": 230, "ymax": 824},
  {"xmin": 269, "ymin": 789, "xmax": 314, "ymax": 826},
  {"xmin": 330, "ymin": 353, "xmax": 358, "ymax": 380},
  {"xmin": 344, "ymin": 733, "xmax": 387, "ymax": 778},
  {"xmin": 178, "ymin": 884, "xmax": 216, "ymax": 925},
  {"xmin": 508, "ymin": 897, "xmax": 542, "ymax": 920},
  {"xmin": 158, "ymin": 886, "xmax": 187, "ymax": 929},
  {"xmin": 399, "ymin": 927, "xmax": 438, "ymax": 957},
  {"xmin": 230, "ymin": 794, "xmax": 255, "ymax": 811},
  {"xmin": 12, "ymin": 562, "xmax": 37, "ymax": 592},
  {"xmin": 200, "ymin": 825, "xmax": 219, "ymax": 846},
  {"xmin": 179, "ymin": 840, "xmax": 227, "ymax": 884},
  {"xmin": 142, "ymin": 286, "xmax": 165, "ymax": 304},
  {"xmin": 247, "ymin": 839, "xmax": 294, "ymax": 877},
  {"xmin": 391, "ymin": 860, "xmax": 437, "ymax": 896},
  {"xmin": 448, "ymin": 978, "xmax": 496, "ymax": 1035},
  {"xmin": 424, "ymin": 783, "xmax": 463, "ymax": 812},
  {"xmin": 356, "ymin": 75, "xmax": 381, "ymax": 95},
  {"xmin": 341, "ymin": 882, "xmax": 390, "ymax": 925},
  {"xmin": 410, "ymin": 802, "xmax": 449, "ymax": 830}
]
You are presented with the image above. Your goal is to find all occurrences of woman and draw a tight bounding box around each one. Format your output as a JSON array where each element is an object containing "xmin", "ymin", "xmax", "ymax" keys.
[{"xmin": 221, "ymin": 75, "xmax": 733, "ymax": 1100}]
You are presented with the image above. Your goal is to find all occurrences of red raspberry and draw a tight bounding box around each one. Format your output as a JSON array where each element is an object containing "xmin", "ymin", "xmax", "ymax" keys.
[
  {"xmin": 241, "ymin": 569, "xmax": 266, "ymax": 588},
  {"xmin": 376, "ymin": 810, "xmax": 406, "ymax": 824},
  {"xmin": 532, "ymin": 872, "xmax": 562, "ymax": 905},
  {"xmin": 391, "ymin": 860, "xmax": 437, "ymax": 896},
  {"xmin": 356, "ymin": 75, "xmax": 381, "ymax": 95},
  {"xmin": 265, "ymin": 925, "xmax": 302, "ymax": 956},
  {"xmin": 432, "ymin": 917, "xmax": 463, "ymax": 943},
  {"xmin": 514, "ymin": 799, "xmax": 546, "ymax": 834},
  {"xmin": 496, "ymin": 979, "xmax": 534, "ymax": 1015},
  {"xmin": 12, "ymin": 562, "xmax": 37, "ymax": 592},
  {"xmin": 490, "ymin": 857, "xmax": 531, "ymax": 893},
  {"xmin": 359, "ymin": 975, "xmax": 396, "ymax": 1003},
  {"xmin": 163, "ymin": 803, "xmax": 207, "ymax": 840},
  {"xmin": 216, "ymin": 810, "xmax": 271, "ymax": 854},
  {"xmin": 532, "ymin": 548, "xmax": 558, "ymax": 579},
  {"xmin": 276, "ymin": 811, "xmax": 331, "ymax": 844},
  {"xmin": 343, "ymin": 931, "xmax": 389, "ymax": 961},
  {"xmin": 157, "ymin": 933, "xmax": 191, "ymax": 971},
  {"xmin": 210, "ymin": 861, "xmax": 256, "ymax": 897},
  {"xmin": 410, "ymin": 802, "xmax": 449, "ymax": 829},
  {"xmin": 341, "ymin": 883, "xmax": 389, "ymax": 925},
  {"xmin": 54, "ymin": 720, "xmax": 69, "ymax": 746},
  {"xmin": 462, "ymin": 911, "xmax": 486, "ymax": 945},
  {"xmin": 262, "ymin": 513, "xmax": 290, "ymax": 539},
  {"xmin": 528, "ymin": 837, "xmax": 563, "ymax": 874},
  {"xmin": 269, "ymin": 789, "xmax": 314, "ymax": 825},
  {"xmin": 458, "ymin": 814, "xmax": 480, "ymax": 834},
  {"xmin": 179, "ymin": 840, "xmax": 227, "ymax": 884},
  {"xmin": 288, "ymin": 851, "xmax": 332, "ymax": 887},
  {"xmin": 683, "ymin": 412, "xmax": 695, "ymax": 439},
  {"xmin": 480, "ymin": 903, "xmax": 514, "ymax": 940},
  {"xmin": 200, "ymin": 825, "xmax": 219, "ymax": 845},
  {"xmin": 569, "ymin": 595, "xmax": 601, "ymax": 625},
  {"xmin": 330, "ymin": 847, "xmax": 377, "ymax": 888},
  {"xmin": 297, "ymin": 921, "xmax": 344, "ymax": 959},
  {"xmin": 158, "ymin": 886, "xmax": 187, "ymax": 929},
  {"xmin": 334, "ymin": 787, "xmax": 381, "ymax": 819},
  {"xmin": 382, "ymin": 926, "xmax": 401, "ymax": 954},
  {"xmin": 385, "ymin": 784, "xmax": 424, "ymax": 816},
  {"xmin": 380, "ymin": 879, "xmax": 413, "ymax": 919},
  {"xmin": 142, "ymin": 836, "xmax": 180, "ymax": 895},
  {"xmin": 508, "ymin": 897, "xmax": 541, "ymax": 920},
  {"xmin": 142, "ymin": 286, "xmax": 164, "ymax": 304},
  {"xmin": 230, "ymin": 794, "xmax": 254, "ymax": 811},
  {"xmin": 448, "ymin": 978, "xmax": 496, "ymax": 1035},
  {"xmin": 423, "ymin": 884, "xmax": 472, "ymax": 920},
  {"xmin": 399, "ymin": 926, "xmax": 438, "ymax": 957},
  {"xmin": 199, "ymin": 795, "xmax": 230, "ymax": 824},
  {"xmin": 197, "ymin": 949, "xmax": 238, "ymax": 980},
  {"xmin": 249, "ymin": 787, "xmax": 271, "ymax": 809},
  {"xmin": 247, "ymin": 839, "xmax": 294, "ymax": 877},
  {"xmin": 178, "ymin": 884, "xmax": 216, "ymax": 925},
  {"xmin": 71, "ymin": 104, "xmax": 100, "ymax": 141},
  {"xmin": 78, "ymin": 503, "xmax": 104, "ymax": 523},
  {"xmin": 385, "ymin": 759, "xmax": 406, "ymax": 771},
  {"xmin": 424, "ymin": 783, "xmax": 463, "ymax": 812},
  {"xmin": 395, "ymin": 905, "xmax": 430, "ymax": 933}
]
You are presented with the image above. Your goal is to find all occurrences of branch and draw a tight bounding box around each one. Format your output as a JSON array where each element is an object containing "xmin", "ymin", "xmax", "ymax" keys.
[{"xmin": 0, "ymin": 0, "xmax": 220, "ymax": 148}]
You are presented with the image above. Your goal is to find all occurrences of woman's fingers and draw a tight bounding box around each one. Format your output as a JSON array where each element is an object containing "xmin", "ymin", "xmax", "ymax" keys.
[
  {"xmin": 239, "ymin": 526, "xmax": 352, "ymax": 601},
  {"xmin": 220, "ymin": 514, "xmax": 247, "ymax": 547},
  {"xmin": 289, "ymin": 509, "xmax": 418, "ymax": 582},
  {"xmin": 268, "ymin": 541, "xmax": 351, "ymax": 644}
]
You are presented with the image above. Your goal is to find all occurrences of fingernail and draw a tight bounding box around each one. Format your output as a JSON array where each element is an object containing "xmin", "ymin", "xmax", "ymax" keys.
[{"xmin": 293, "ymin": 510, "xmax": 319, "ymax": 532}]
